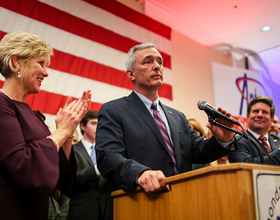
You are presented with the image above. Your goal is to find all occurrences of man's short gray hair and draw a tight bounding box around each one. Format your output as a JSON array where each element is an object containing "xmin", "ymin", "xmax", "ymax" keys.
[{"xmin": 125, "ymin": 43, "xmax": 155, "ymax": 70}]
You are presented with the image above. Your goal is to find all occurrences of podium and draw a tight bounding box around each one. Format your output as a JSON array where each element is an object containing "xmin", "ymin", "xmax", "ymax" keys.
[{"xmin": 112, "ymin": 163, "xmax": 280, "ymax": 220}]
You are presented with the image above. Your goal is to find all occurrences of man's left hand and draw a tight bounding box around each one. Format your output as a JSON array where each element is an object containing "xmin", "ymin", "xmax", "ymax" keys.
[{"xmin": 206, "ymin": 107, "xmax": 235, "ymax": 142}]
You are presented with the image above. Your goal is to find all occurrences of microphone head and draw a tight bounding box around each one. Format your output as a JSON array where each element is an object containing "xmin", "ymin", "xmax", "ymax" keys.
[{"xmin": 197, "ymin": 99, "xmax": 208, "ymax": 110}]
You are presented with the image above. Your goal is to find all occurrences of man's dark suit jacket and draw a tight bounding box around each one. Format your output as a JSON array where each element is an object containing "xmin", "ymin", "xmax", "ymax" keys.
[
  {"xmin": 95, "ymin": 91, "xmax": 234, "ymax": 220},
  {"xmin": 228, "ymin": 130, "xmax": 280, "ymax": 165},
  {"xmin": 67, "ymin": 141, "xmax": 109, "ymax": 220}
]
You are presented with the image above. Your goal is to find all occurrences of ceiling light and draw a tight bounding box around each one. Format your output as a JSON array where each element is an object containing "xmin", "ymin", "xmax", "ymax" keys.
[{"xmin": 261, "ymin": 26, "xmax": 272, "ymax": 33}]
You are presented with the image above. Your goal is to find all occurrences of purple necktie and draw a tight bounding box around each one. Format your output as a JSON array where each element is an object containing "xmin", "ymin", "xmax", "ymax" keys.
[
  {"xmin": 259, "ymin": 135, "xmax": 272, "ymax": 153},
  {"xmin": 151, "ymin": 102, "xmax": 179, "ymax": 175}
]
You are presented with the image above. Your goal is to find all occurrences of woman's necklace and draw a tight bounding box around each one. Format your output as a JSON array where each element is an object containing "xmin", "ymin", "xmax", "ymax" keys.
[{"xmin": 0, "ymin": 89, "xmax": 12, "ymax": 99}]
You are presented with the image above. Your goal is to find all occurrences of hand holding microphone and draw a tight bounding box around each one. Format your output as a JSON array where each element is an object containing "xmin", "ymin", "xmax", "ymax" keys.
[
  {"xmin": 197, "ymin": 99, "xmax": 241, "ymax": 126},
  {"xmin": 197, "ymin": 99, "xmax": 237, "ymax": 142}
]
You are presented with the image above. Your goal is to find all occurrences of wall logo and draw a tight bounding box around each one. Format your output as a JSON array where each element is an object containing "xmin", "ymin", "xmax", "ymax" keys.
[{"xmin": 236, "ymin": 73, "xmax": 268, "ymax": 116}]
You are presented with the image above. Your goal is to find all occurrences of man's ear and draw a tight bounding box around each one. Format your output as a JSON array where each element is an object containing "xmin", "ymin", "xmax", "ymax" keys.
[
  {"xmin": 80, "ymin": 122, "xmax": 85, "ymax": 131},
  {"xmin": 271, "ymin": 116, "xmax": 274, "ymax": 125},
  {"xmin": 12, "ymin": 56, "xmax": 21, "ymax": 69},
  {"xmin": 126, "ymin": 69, "xmax": 135, "ymax": 82}
]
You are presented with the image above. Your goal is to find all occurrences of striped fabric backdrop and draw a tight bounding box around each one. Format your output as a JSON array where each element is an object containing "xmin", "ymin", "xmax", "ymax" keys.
[{"xmin": 0, "ymin": 0, "xmax": 172, "ymax": 133}]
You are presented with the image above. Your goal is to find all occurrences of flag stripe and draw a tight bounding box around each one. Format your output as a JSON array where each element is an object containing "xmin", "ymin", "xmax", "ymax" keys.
[
  {"xmin": 0, "ymin": 0, "xmax": 171, "ymax": 68},
  {"xmin": 0, "ymin": 28, "xmax": 172, "ymax": 101},
  {"xmin": 0, "ymin": 10, "xmax": 173, "ymax": 88},
  {"xmin": 26, "ymin": 91, "xmax": 103, "ymax": 115},
  {"xmin": 39, "ymin": 0, "xmax": 171, "ymax": 54},
  {"xmin": 83, "ymin": 0, "xmax": 171, "ymax": 40},
  {"xmin": 50, "ymin": 48, "xmax": 173, "ymax": 95},
  {"xmin": 0, "ymin": 0, "xmax": 173, "ymax": 132}
]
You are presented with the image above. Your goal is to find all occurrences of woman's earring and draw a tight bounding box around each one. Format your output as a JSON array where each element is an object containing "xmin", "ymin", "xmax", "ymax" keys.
[{"xmin": 17, "ymin": 71, "xmax": 21, "ymax": 78}]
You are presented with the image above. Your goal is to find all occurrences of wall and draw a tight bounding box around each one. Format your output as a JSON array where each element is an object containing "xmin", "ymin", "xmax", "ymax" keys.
[{"xmin": 171, "ymin": 30, "xmax": 233, "ymax": 132}]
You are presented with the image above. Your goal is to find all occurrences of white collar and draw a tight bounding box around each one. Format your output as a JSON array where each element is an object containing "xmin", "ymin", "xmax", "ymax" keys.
[
  {"xmin": 248, "ymin": 129, "xmax": 269, "ymax": 140},
  {"xmin": 81, "ymin": 139, "xmax": 95, "ymax": 150},
  {"xmin": 134, "ymin": 90, "xmax": 160, "ymax": 111}
]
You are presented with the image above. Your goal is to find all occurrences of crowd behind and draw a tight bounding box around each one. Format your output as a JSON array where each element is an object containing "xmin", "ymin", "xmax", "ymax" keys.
[{"xmin": 0, "ymin": 31, "xmax": 279, "ymax": 220}]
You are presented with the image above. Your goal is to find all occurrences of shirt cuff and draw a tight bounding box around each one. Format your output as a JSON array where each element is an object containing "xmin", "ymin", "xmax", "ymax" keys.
[{"xmin": 216, "ymin": 137, "xmax": 235, "ymax": 150}]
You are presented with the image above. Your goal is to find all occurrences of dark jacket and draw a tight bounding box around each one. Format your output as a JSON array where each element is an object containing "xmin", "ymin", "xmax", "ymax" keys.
[
  {"xmin": 228, "ymin": 130, "xmax": 280, "ymax": 165},
  {"xmin": 67, "ymin": 141, "xmax": 109, "ymax": 220},
  {"xmin": 95, "ymin": 91, "xmax": 234, "ymax": 220}
]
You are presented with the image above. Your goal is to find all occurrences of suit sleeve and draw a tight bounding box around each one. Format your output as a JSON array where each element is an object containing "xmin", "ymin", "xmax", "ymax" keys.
[
  {"xmin": 0, "ymin": 95, "xmax": 61, "ymax": 203},
  {"xmin": 73, "ymin": 145, "xmax": 99, "ymax": 186},
  {"xmin": 165, "ymin": 107, "xmax": 234, "ymax": 166},
  {"xmin": 76, "ymin": 167, "xmax": 99, "ymax": 185},
  {"xmin": 95, "ymin": 102, "xmax": 149, "ymax": 192},
  {"xmin": 228, "ymin": 137, "xmax": 280, "ymax": 165}
]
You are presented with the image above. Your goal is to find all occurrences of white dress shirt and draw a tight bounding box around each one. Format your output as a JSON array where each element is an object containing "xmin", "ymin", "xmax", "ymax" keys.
[{"xmin": 81, "ymin": 139, "xmax": 100, "ymax": 177}]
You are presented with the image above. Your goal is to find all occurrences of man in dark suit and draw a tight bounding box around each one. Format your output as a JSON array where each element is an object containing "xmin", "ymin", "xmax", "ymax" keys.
[
  {"xmin": 228, "ymin": 96, "xmax": 280, "ymax": 165},
  {"xmin": 67, "ymin": 110, "xmax": 109, "ymax": 220},
  {"xmin": 95, "ymin": 43, "xmax": 236, "ymax": 220}
]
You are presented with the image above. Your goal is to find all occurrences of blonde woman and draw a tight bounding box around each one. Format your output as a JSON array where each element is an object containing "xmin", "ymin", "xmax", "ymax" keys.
[{"xmin": 0, "ymin": 31, "xmax": 91, "ymax": 219}]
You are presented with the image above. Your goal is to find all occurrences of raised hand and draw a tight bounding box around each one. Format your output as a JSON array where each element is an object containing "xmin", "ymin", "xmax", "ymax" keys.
[
  {"xmin": 206, "ymin": 107, "xmax": 234, "ymax": 142},
  {"xmin": 49, "ymin": 90, "xmax": 91, "ymax": 158},
  {"xmin": 55, "ymin": 90, "xmax": 91, "ymax": 136}
]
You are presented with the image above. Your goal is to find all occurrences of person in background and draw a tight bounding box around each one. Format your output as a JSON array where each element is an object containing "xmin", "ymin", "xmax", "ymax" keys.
[
  {"xmin": 188, "ymin": 118, "xmax": 205, "ymax": 137},
  {"xmin": 67, "ymin": 110, "xmax": 109, "ymax": 220},
  {"xmin": 95, "ymin": 42, "xmax": 236, "ymax": 220},
  {"xmin": 228, "ymin": 96, "xmax": 280, "ymax": 165},
  {"xmin": 269, "ymin": 115, "xmax": 280, "ymax": 136},
  {"xmin": 0, "ymin": 31, "xmax": 91, "ymax": 220},
  {"xmin": 72, "ymin": 130, "xmax": 79, "ymax": 145}
]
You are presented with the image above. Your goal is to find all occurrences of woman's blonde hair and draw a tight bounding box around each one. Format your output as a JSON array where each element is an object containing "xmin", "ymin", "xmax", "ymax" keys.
[
  {"xmin": 188, "ymin": 118, "xmax": 205, "ymax": 137},
  {"xmin": 0, "ymin": 31, "xmax": 53, "ymax": 79}
]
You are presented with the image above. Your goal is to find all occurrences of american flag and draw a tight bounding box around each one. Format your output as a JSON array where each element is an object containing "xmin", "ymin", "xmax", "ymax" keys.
[{"xmin": 0, "ymin": 0, "xmax": 172, "ymax": 133}]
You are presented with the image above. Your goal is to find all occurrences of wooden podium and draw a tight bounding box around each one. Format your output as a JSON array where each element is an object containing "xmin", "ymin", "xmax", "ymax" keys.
[{"xmin": 112, "ymin": 163, "xmax": 280, "ymax": 220}]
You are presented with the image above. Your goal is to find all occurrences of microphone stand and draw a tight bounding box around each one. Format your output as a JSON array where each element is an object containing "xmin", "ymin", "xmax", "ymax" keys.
[{"xmin": 208, "ymin": 117, "xmax": 265, "ymax": 164}]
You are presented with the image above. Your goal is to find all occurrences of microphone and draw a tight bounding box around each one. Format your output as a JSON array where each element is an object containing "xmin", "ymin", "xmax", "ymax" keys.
[{"xmin": 197, "ymin": 99, "xmax": 240, "ymax": 126}]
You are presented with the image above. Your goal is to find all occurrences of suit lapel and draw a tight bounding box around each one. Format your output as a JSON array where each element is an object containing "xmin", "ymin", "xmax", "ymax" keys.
[
  {"xmin": 76, "ymin": 141, "xmax": 94, "ymax": 166},
  {"xmin": 268, "ymin": 134, "xmax": 280, "ymax": 151},
  {"xmin": 125, "ymin": 92, "xmax": 171, "ymax": 156}
]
